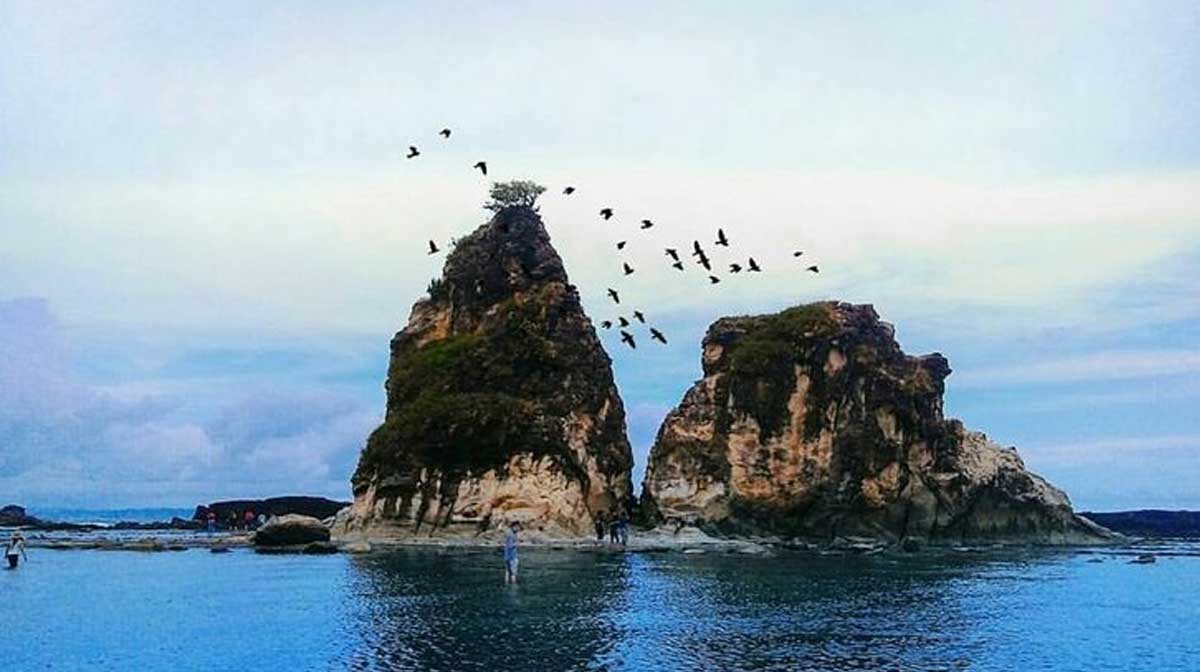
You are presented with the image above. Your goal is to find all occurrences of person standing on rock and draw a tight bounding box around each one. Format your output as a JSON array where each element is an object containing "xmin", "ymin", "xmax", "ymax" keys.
[
  {"xmin": 5, "ymin": 532, "xmax": 27, "ymax": 569},
  {"xmin": 503, "ymin": 522, "xmax": 520, "ymax": 584},
  {"xmin": 594, "ymin": 515, "xmax": 605, "ymax": 543}
]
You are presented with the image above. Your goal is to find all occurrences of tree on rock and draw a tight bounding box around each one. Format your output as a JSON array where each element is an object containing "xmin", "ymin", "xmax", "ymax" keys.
[{"xmin": 484, "ymin": 180, "xmax": 546, "ymax": 212}]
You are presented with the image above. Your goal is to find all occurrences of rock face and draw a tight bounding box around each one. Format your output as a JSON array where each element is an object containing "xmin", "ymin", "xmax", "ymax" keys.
[
  {"xmin": 343, "ymin": 206, "xmax": 634, "ymax": 539},
  {"xmin": 254, "ymin": 515, "xmax": 331, "ymax": 546},
  {"xmin": 192, "ymin": 497, "xmax": 350, "ymax": 525},
  {"xmin": 640, "ymin": 302, "xmax": 1116, "ymax": 545}
]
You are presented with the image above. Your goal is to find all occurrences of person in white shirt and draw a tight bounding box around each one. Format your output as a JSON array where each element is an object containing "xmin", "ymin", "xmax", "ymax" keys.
[{"xmin": 5, "ymin": 533, "xmax": 27, "ymax": 569}]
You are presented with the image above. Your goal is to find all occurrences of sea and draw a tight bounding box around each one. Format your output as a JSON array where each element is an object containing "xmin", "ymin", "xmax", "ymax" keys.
[{"xmin": 2, "ymin": 512, "xmax": 1196, "ymax": 671}]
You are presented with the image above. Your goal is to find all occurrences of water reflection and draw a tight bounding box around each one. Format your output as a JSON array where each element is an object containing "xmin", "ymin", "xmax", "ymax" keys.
[{"xmin": 337, "ymin": 548, "xmax": 1030, "ymax": 671}]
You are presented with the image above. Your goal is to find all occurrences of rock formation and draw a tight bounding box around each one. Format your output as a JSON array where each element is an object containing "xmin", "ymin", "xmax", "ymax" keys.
[
  {"xmin": 342, "ymin": 206, "xmax": 634, "ymax": 539},
  {"xmin": 640, "ymin": 302, "xmax": 1116, "ymax": 545}
]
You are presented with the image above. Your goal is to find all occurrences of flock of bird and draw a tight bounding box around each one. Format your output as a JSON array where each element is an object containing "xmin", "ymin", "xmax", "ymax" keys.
[{"xmin": 407, "ymin": 128, "xmax": 822, "ymax": 351}]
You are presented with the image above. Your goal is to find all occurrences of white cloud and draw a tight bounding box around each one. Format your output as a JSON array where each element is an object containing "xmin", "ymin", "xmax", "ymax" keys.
[{"xmin": 954, "ymin": 349, "xmax": 1200, "ymax": 387}]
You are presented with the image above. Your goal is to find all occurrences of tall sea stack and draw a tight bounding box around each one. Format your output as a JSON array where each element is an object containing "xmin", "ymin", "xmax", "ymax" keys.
[
  {"xmin": 640, "ymin": 301, "xmax": 1116, "ymax": 545},
  {"xmin": 344, "ymin": 206, "xmax": 634, "ymax": 539}
]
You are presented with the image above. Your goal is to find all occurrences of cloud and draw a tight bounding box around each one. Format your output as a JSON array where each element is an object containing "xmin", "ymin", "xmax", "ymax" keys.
[
  {"xmin": 954, "ymin": 349, "xmax": 1200, "ymax": 387},
  {"xmin": 0, "ymin": 297, "xmax": 379, "ymax": 507}
]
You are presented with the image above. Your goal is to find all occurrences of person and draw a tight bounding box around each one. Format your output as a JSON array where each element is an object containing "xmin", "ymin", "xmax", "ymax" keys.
[
  {"xmin": 5, "ymin": 533, "xmax": 27, "ymax": 569},
  {"xmin": 618, "ymin": 515, "xmax": 629, "ymax": 546},
  {"xmin": 206, "ymin": 511, "xmax": 217, "ymax": 534},
  {"xmin": 594, "ymin": 515, "xmax": 605, "ymax": 543},
  {"xmin": 503, "ymin": 521, "xmax": 520, "ymax": 584},
  {"xmin": 609, "ymin": 515, "xmax": 620, "ymax": 544},
  {"xmin": 244, "ymin": 509, "xmax": 256, "ymax": 530}
]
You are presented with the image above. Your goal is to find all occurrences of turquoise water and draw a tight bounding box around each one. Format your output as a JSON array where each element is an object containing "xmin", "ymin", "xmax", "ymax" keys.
[
  {"xmin": 28, "ymin": 507, "xmax": 194, "ymax": 525},
  {"xmin": 2, "ymin": 543, "xmax": 1196, "ymax": 670}
]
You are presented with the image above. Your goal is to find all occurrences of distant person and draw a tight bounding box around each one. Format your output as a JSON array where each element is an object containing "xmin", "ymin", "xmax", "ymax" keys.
[
  {"xmin": 609, "ymin": 516, "xmax": 620, "ymax": 544},
  {"xmin": 5, "ymin": 532, "xmax": 27, "ymax": 569},
  {"xmin": 257, "ymin": 513, "xmax": 268, "ymax": 527},
  {"xmin": 594, "ymin": 516, "xmax": 605, "ymax": 543},
  {"xmin": 244, "ymin": 510, "xmax": 256, "ymax": 530},
  {"xmin": 503, "ymin": 522, "xmax": 520, "ymax": 584},
  {"xmin": 206, "ymin": 511, "xmax": 217, "ymax": 534},
  {"xmin": 618, "ymin": 515, "xmax": 629, "ymax": 546}
]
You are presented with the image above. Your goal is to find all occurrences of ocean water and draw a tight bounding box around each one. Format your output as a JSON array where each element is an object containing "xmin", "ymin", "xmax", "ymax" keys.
[
  {"xmin": 29, "ymin": 507, "xmax": 195, "ymax": 525},
  {"xmin": 1, "ymin": 542, "xmax": 1196, "ymax": 671}
]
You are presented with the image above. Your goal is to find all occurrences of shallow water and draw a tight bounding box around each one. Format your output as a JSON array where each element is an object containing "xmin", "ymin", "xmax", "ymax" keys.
[{"xmin": 2, "ymin": 543, "xmax": 1196, "ymax": 671}]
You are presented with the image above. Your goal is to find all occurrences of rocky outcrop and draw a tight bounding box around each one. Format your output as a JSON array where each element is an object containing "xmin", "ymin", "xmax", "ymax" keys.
[
  {"xmin": 342, "ymin": 206, "xmax": 635, "ymax": 540},
  {"xmin": 640, "ymin": 302, "xmax": 1117, "ymax": 545},
  {"xmin": 254, "ymin": 514, "xmax": 331, "ymax": 546},
  {"xmin": 1080, "ymin": 510, "xmax": 1200, "ymax": 538},
  {"xmin": 192, "ymin": 496, "xmax": 350, "ymax": 525}
]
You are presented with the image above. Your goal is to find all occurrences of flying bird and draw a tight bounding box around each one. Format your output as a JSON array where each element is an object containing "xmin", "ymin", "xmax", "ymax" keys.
[
  {"xmin": 633, "ymin": 311, "xmax": 646, "ymax": 323},
  {"xmin": 748, "ymin": 257, "xmax": 762, "ymax": 272},
  {"xmin": 697, "ymin": 252, "xmax": 712, "ymax": 271},
  {"xmin": 715, "ymin": 229, "xmax": 729, "ymax": 247},
  {"xmin": 618, "ymin": 316, "xmax": 631, "ymax": 328},
  {"xmin": 607, "ymin": 288, "xmax": 620, "ymax": 304},
  {"xmin": 650, "ymin": 328, "xmax": 667, "ymax": 344},
  {"xmin": 617, "ymin": 241, "xmax": 627, "ymax": 250},
  {"xmin": 671, "ymin": 260, "xmax": 685, "ymax": 271},
  {"xmin": 729, "ymin": 263, "xmax": 743, "ymax": 274},
  {"xmin": 665, "ymin": 248, "xmax": 680, "ymax": 261},
  {"xmin": 692, "ymin": 241, "xmax": 704, "ymax": 257},
  {"xmin": 439, "ymin": 128, "xmax": 451, "ymax": 138},
  {"xmin": 427, "ymin": 240, "xmax": 439, "ymax": 255},
  {"xmin": 793, "ymin": 250, "xmax": 804, "ymax": 257},
  {"xmin": 406, "ymin": 146, "xmax": 420, "ymax": 159},
  {"xmin": 708, "ymin": 275, "xmax": 721, "ymax": 284},
  {"xmin": 600, "ymin": 208, "xmax": 614, "ymax": 220},
  {"xmin": 473, "ymin": 161, "xmax": 487, "ymax": 175},
  {"xmin": 806, "ymin": 265, "xmax": 820, "ymax": 274},
  {"xmin": 600, "ymin": 320, "xmax": 613, "ymax": 330},
  {"xmin": 619, "ymin": 330, "xmax": 637, "ymax": 349},
  {"xmin": 563, "ymin": 186, "xmax": 576, "ymax": 195},
  {"xmin": 640, "ymin": 219, "xmax": 654, "ymax": 230},
  {"xmin": 623, "ymin": 262, "xmax": 635, "ymax": 276}
]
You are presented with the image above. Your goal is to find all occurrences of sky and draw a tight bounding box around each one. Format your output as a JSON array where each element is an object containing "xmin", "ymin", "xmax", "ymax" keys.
[{"xmin": 1, "ymin": 1, "xmax": 1198, "ymax": 511}]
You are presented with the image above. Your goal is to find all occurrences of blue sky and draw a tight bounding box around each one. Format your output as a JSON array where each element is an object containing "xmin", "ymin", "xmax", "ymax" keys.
[{"xmin": 2, "ymin": 1, "xmax": 1198, "ymax": 510}]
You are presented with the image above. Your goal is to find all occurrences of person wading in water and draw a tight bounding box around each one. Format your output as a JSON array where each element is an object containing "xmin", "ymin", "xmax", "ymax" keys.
[
  {"xmin": 5, "ymin": 533, "xmax": 27, "ymax": 569},
  {"xmin": 503, "ymin": 521, "xmax": 520, "ymax": 584}
]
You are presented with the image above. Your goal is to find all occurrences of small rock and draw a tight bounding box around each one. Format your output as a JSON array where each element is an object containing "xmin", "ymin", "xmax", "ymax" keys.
[
  {"xmin": 210, "ymin": 546, "xmax": 231, "ymax": 554},
  {"xmin": 254, "ymin": 514, "xmax": 331, "ymax": 547},
  {"xmin": 1129, "ymin": 554, "xmax": 1156, "ymax": 565}
]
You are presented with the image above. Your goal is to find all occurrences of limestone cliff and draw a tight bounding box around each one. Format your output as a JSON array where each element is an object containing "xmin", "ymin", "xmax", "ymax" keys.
[
  {"xmin": 343, "ymin": 206, "xmax": 634, "ymax": 539},
  {"xmin": 640, "ymin": 302, "xmax": 1116, "ymax": 545}
]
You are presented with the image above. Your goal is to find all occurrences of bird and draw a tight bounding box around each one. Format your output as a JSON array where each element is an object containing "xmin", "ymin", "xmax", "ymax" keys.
[
  {"xmin": 665, "ymin": 248, "xmax": 680, "ymax": 261},
  {"xmin": 406, "ymin": 146, "xmax": 420, "ymax": 159},
  {"xmin": 473, "ymin": 161, "xmax": 487, "ymax": 175},
  {"xmin": 623, "ymin": 262, "xmax": 635, "ymax": 276},
  {"xmin": 650, "ymin": 327, "xmax": 667, "ymax": 344},
  {"xmin": 729, "ymin": 263, "xmax": 743, "ymax": 273},
  {"xmin": 620, "ymin": 330, "xmax": 637, "ymax": 349},
  {"xmin": 715, "ymin": 229, "xmax": 729, "ymax": 247},
  {"xmin": 748, "ymin": 257, "xmax": 762, "ymax": 272},
  {"xmin": 439, "ymin": 128, "xmax": 451, "ymax": 138},
  {"xmin": 640, "ymin": 219, "xmax": 654, "ymax": 230},
  {"xmin": 692, "ymin": 241, "xmax": 704, "ymax": 257},
  {"xmin": 671, "ymin": 260, "xmax": 685, "ymax": 271},
  {"xmin": 633, "ymin": 310, "xmax": 646, "ymax": 323},
  {"xmin": 697, "ymin": 252, "xmax": 712, "ymax": 271},
  {"xmin": 563, "ymin": 186, "xmax": 576, "ymax": 195},
  {"xmin": 617, "ymin": 241, "xmax": 627, "ymax": 250},
  {"xmin": 618, "ymin": 316, "xmax": 630, "ymax": 328},
  {"xmin": 600, "ymin": 208, "xmax": 614, "ymax": 220},
  {"xmin": 607, "ymin": 288, "xmax": 620, "ymax": 303},
  {"xmin": 806, "ymin": 265, "xmax": 820, "ymax": 273},
  {"xmin": 600, "ymin": 320, "xmax": 613, "ymax": 329},
  {"xmin": 708, "ymin": 275, "xmax": 721, "ymax": 284},
  {"xmin": 793, "ymin": 250, "xmax": 804, "ymax": 257},
  {"xmin": 427, "ymin": 240, "xmax": 439, "ymax": 255}
]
